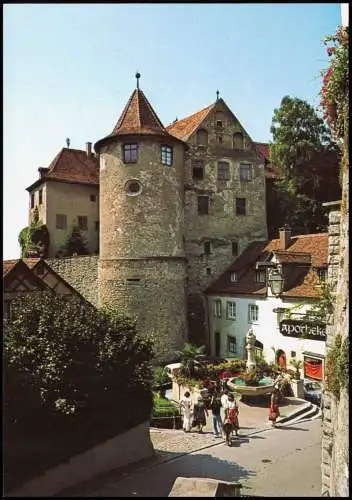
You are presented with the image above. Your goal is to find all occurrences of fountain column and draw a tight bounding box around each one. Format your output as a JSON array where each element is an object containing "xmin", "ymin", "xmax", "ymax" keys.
[{"xmin": 246, "ymin": 328, "xmax": 257, "ymax": 371}]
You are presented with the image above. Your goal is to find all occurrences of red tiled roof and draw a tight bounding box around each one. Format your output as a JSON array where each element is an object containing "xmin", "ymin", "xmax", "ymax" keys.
[
  {"xmin": 166, "ymin": 104, "xmax": 215, "ymax": 141},
  {"xmin": 26, "ymin": 148, "xmax": 99, "ymax": 191},
  {"xmin": 206, "ymin": 233, "xmax": 328, "ymax": 299}
]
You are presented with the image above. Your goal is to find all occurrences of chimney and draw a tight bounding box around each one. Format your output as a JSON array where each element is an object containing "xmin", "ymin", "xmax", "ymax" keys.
[
  {"xmin": 38, "ymin": 167, "xmax": 47, "ymax": 179},
  {"xmin": 279, "ymin": 225, "xmax": 292, "ymax": 250},
  {"xmin": 86, "ymin": 142, "xmax": 92, "ymax": 156}
]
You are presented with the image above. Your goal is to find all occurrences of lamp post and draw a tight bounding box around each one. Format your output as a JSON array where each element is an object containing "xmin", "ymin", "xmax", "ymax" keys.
[{"xmin": 268, "ymin": 268, "xmax": 284, "ymax": 297}]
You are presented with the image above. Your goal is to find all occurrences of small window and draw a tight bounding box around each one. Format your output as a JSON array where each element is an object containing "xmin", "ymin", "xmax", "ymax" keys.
[
  {"xmin": 204, "ymin": 241, "xmax": 211, "ymax": 255},
  {"xmin": 30, "ymin": 192, "xmax": 35, "ymax": 209},
  {"xmin": 216, "ymin": 120, "xmax": 223, "ymax": 128},
  {"xmin": 236, "ymin": 198, "xmax": 246, "ymax": 216},
  {"xmin": 90, "ymin": 194, "xmax": 97, "ymax": 202},
  {"xmin": 78, "ymin": 215, "xmax": 88, "ymax": 230},
  {"xmin": 123, "ymin": 143, "xmax": 138, "ymax": 163},
  {"xmin": 226, "ymin": 301, "xmax": 236, "ymax": 320},
  {"xmin": 230, "ymin": 271, "xmax": 237, "ymax": 282},
  {"xmin": 192, "ymin": 160, "xmax": 204, "ymax": 180},
  {"xmin": 256, "ymin": 269, "xmax": 266, "ymax": 283},
  {"xmin": 291, "ymin": 351, "xmax": 296, "ymax": 358},
  {"xmin": 232, "ymin": 241, "xmax": 238, "ymax": 257},
  {"xmin": 218, "ymin": 161, "xmax": 230, "ymax": 180},
  {"xmin": 39, "ymin": 189, "xmax": 43, "ymax": 205},
  {"xmin": 240, "ymin": 163, "xmax": 252, "ymax": 181},
  {"xmin": 95, "ymin": 221, "xmax": 99, "ymax": 232},
  {"xmin": 126, "ymin": 278, "xmax": 141, "ymax": 284},
  {"xmin": 217, "ymin": 135, "xmax": 223, "ymax": 144},
  {"xmin": 206, "ymin": 267, "xmax": 211, "ymax": 275},
  {"xmin": 317, "ymin": 268, "xmax": 327, "ymax": 281},
  {"xmin": 198, "ymin": 195, "xmax": 209, "ymax": 215},
  {"xmin": 214, "ymin": 299, "xmax": 222, "ymax": 318},
  {"xmin": 248, "ymin": 304, "xmax": 259, "ymax": 323},
  {"xmin": 228, "ymin": 336, "xmax": 237, "ymax": 354},
  {"xmin": 161, "ymin": 145, "xmax": 173, "ymax": 166},
  {"xmin": 125, "ymin": 179, "xmax": 142, "ymax": 196},
  {"xmin": 233, "ymin": 132, "xmax": 244, "ymax": 150},
  {"xmin": 197, "ymin": 129, "xmax": 208, "ymax": 146},
  {"xmin": 56, "ymin": 214, "xmax": 67, "ymax": 229}
]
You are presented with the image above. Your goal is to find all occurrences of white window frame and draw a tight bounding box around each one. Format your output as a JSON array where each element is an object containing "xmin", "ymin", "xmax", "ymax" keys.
[
  {"xmin": 230, "ymin": 271, "xmax": 237, "ymax": 282},
  {"xmin": 226, "ymin": 301, "xmax": 236, "ymax": 320},
  {"xmin": 255, "ymin": 269, "xmax": 266, "ymax": 283},
  {"xmin": 214, "ymin": 299, "xmax": 222, "ymax": 318},
  {"xmin": 248, "ymin": 304, "xmax": 259, "ymax": 323}
]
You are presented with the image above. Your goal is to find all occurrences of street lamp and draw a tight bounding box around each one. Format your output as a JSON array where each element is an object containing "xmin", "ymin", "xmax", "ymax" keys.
[{"xmin": 268, "ymin": 269, "xmax": 284, "ymax": 297}]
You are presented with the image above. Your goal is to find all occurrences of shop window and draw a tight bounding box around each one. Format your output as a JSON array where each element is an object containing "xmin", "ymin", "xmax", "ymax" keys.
[{"xmin": 123, "ymin": 143, "xmax": 138, "ymax": 163}]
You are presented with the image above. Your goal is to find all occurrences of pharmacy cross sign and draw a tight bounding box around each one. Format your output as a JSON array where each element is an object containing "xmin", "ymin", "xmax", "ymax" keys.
[{"xmin": 279, "ymin": 319, "xmax": 326, "ymax": 341}]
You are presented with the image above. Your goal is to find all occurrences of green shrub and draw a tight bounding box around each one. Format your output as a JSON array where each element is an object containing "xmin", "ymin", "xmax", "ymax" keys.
[{"xmin": 325, "ymin": 334, "xmax": 349, "ymax": 399}]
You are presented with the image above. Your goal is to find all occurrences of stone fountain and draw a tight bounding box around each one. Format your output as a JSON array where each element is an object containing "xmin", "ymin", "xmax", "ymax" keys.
[{"xmin": 227, "ymin": 329, "xmax": 274, "ymax": 397}]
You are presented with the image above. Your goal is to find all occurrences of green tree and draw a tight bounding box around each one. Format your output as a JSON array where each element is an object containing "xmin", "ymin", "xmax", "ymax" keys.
[
  {"xmin": 177, "ymin": 342, "xmax": 205, "ymax": 378},
  {"xmin": 61, "ymin": 223, "xmax": 89, "ymax": 256},
  {"xmin": 18, "ymin": 207, "xmax": 50, "ymax": 258},
  {"xmin": 4, "ymin": 293, "xmax": 154, "ymax": 422},
  {"xmin": 268, "ymin": 96, "xmax": 340, "ymax": 235}
]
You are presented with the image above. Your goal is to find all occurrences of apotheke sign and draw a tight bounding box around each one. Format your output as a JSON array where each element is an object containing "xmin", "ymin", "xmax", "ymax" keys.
[{"xmin": 279, "ymin": 319, "xmax": 326, "ymax": 341}]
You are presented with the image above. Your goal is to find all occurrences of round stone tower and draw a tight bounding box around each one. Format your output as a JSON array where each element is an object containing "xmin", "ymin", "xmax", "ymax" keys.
[{"xmin": 94, "ymin": 75, "xmax": 188, "ymax": 362}]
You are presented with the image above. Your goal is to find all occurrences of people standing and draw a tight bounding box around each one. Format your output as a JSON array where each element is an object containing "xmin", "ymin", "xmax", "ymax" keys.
[
  {"xmin": 223, "ymin": 393, "xmax": 239, "ymax": 445},
  {"xmin": 180, "ymin": 391, "xmax": 193, "ymax": 433},
  {"xmin": 220, "ymin": 389, "xmax": 229, "ymax": 423},
  {"xmin": 193, "ymin": 395, "xmax": 209, "ymax": 433},
  {"xmin": 268, "ymin": 389, "xmax": 280, "ymax": 427},
  {"xmin": 210, "ymin": 391, "xmax": 222, "ymax": 438}
]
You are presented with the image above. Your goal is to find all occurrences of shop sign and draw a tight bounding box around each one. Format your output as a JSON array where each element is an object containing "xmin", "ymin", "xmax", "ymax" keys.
[{"xmin": 279, "ymin": 319, "xmax": 326, "ymax": 341}]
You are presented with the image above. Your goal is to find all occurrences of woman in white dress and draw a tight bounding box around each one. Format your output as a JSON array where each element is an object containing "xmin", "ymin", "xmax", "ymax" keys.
[{"xmin": 180, "ymin": 391, "xmax": 193, "ymax": 432}]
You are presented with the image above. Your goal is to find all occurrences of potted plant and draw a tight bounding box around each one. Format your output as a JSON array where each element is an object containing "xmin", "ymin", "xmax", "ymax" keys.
[{"xmin": 290, "ymin": 359, "xmax": 303, "ymax": 380}]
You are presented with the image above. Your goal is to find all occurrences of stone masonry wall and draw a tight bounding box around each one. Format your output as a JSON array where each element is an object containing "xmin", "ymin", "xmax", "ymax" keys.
[
  {"xmin": 321, "ymin": 199, "xmax": 349, "ymax": 496},
  {"xmin": 46, "ymin": 255, "xmax": 99, "ymax": 307}
]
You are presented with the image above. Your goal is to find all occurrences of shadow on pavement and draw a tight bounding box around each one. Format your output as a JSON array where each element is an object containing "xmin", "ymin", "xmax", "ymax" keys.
[
  {"xmin": 65, "ymin": 450, "xmax": 257, "ymax": 497},
  {"xmin": 276, "ymin": 426, "xmax": 309, "ymax": 431}
]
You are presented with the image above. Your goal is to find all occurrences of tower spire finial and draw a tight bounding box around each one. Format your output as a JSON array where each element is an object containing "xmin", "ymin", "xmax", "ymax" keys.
[
  {"xmin": 216, "ymin": 90, "xmax": 219, "ymax": 101},
  {"xmin": 135, "ymin": 71, "xmax": 141, "ymax": 89}
]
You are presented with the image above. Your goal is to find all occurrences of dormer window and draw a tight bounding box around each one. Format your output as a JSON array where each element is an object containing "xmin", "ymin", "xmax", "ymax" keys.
[
  {"xmin": 123, "ymin": 143, "xmax": 138, "ymax": 163},
  {"xmin": 256, "ymin": 269, "xmax": 266, "ymax": 283},
  {"xmin": 161, "ymin": 145, "xmax": 173, "ymax": 166},
  {"xmin": 230, "ymin": 271, "xmax": 238, "ymax": 282}
]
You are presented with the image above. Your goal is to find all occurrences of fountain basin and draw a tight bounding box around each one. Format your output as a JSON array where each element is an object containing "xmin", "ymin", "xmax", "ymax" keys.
[{"xmin": 228, "ymin": 376, "xmax": 274, "ymax": 396}]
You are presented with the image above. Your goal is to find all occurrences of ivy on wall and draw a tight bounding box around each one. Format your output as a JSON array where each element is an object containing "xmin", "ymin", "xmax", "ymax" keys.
[
  {"xmin": 325, "ymin": 334, "xmax": 349, "ymax": 399},
  {"xmin": 18, "ymin": 207, "xmax": 50, "ymax": 258}
]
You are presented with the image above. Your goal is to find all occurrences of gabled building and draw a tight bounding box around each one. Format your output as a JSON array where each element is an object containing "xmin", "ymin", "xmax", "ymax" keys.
[
  {"xmin": 26, "ymin": 144, "xmax": 99, "ymax": 257},
  {"xmin": 205, "ymin": 226, "xmax": 328, "ymax": 381}
]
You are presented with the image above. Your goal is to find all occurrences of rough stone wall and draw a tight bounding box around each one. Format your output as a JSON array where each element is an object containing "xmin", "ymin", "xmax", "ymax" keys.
[
  {"xmin": 321, "ymin": 200, "xmax": 349, "ymax": 496},
  {"xmin": 99, "ymin": 258, "xmax": 187, "ymax": 363},
  {"xmin": 98, "ymin": 136, "xmax": 187, "ymax": 361},
  {"xmin": 183, "ymin": 101, "xmax": 268, "ymax": 346},
  {"xmin": 46, "ymin": 255, "xmax": 99, "ymax": 307}
]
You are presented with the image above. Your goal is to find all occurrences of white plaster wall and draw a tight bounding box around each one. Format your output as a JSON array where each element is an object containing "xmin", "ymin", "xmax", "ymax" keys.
[{"xmin": 208, "ymin": 294, "xmax": 326, "ymax": 370}]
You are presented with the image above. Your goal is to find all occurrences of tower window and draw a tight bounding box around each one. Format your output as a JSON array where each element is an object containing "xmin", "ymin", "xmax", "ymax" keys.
[
  {"xmin": 218, "ymin": 161, "xmax": 230, "ymax": 180},
  {"xmin": 125, "ymin": 179, "xmax": 142, "ymax": 196},
  {"xmin": 77, "ymin": 216, "xmax": 88, "ymax": 230},
  {"xmin": 204, "ymin": 241, "xmax": 211, "ymax": 255},
  {"xmin": 123, "ymin": 143, "xmax": 138, "ymax": 163},
  {"xmin": 192, "ymin": 160, "xmax": 204, "ymax": 180},
  {"xmin": 30, "ymin": 192, "xmax": 35, "ymax": 209},
  {"xmin": 39, "ymin": 189, "xmax": 43, "ymax": 205},
  {"xmin": 240, "ymin": 163, "xmax": 252, "ymax": 181},
  {"xmin": 198, "ymin": 195, "xmax": 209, "ymax": 215},
  {"xmin": 196, "ymin": 129, "xmax": 208, "ymax": 146},
  {"xmin": 236, "ymin": 198, "xmax": 246, "ymax": 216},
  {"xmin": 161, "ymin": 145, "xmax": 173, "ymax": 166},
  {"xmin": 56, "ymin": 214, "xmax": 67, "ymax": 229},
  {"xmin": 232, "ymin": 241, "xmax": 238, "ymax": 257}
]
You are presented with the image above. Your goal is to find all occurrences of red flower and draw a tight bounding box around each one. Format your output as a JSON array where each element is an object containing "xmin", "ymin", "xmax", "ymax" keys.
[{"xmin": 327, "ymin": 47, "xmax": 335, "ymax": 57}]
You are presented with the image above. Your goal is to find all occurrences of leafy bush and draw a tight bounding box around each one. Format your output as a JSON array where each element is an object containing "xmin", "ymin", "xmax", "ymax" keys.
[
  {"xmin": 177, "ymin": 343, "xmax": 205, "ymax": 378},
  {"xmin": 18, "ymin": 207, "xmax": 50, "ymax": 258},
  {"xmin": 151, "ymin": 393, "xmax": 181, "ymax": 429}
]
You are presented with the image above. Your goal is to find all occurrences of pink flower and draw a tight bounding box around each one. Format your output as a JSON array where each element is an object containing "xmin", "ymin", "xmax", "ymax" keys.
[{"xmin": 327, "ymin": 47, "xmax": 335, "ymax": 56}]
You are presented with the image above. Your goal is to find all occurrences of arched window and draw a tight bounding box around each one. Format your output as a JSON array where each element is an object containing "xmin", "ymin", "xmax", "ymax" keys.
[
  {"xmin": 233, "ymin": 132, "xmax": 244, "ymax": 150},
  {"xmin": 197, "ymin": 129, "xmax": 208, "ymax": 146}
]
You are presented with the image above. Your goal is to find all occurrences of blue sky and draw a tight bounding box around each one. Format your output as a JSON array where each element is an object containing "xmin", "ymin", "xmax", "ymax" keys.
[{"xmin": 4, "ymin": 3, "xmax": 341, "ymax": 259}]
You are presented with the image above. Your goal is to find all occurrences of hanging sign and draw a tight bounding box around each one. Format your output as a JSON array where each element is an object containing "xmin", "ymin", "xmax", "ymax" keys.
[{"xmin": 279, "ymin": 319, "xmax": 326, "ymax": 341}]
